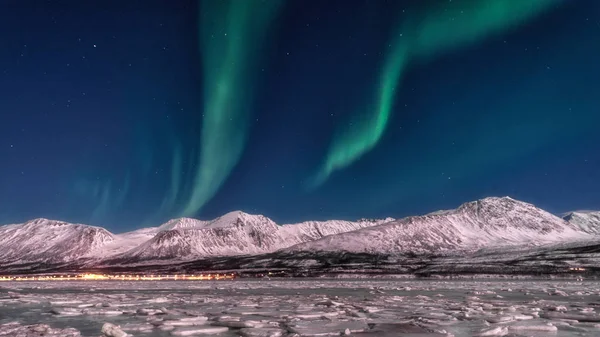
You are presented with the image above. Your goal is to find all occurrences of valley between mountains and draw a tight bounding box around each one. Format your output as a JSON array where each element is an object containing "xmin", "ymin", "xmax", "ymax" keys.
[{"xmin": 1, "ymin": 197, "xmax": 599, "ymax": 277}]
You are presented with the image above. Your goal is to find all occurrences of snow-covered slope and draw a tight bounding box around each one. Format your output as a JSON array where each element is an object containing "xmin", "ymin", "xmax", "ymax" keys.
[
  {"xmin": 563, "ymin": 211, "xmax": 600, "ymax": 235},
  {"xmin": 0, "ymin": 213, "xmax": 392, "ymax": 266},
  {"xmin": 91, "ymin": 227, "xmax": 159, "ymax": 258},
  {"xmin": 279, "ymin": 218, "xmax": 394, "ymax": 243},
  {"xmin": 286, "ymin": 197, "xmax": 593, "ymax": 255},
  {"xmin": 115, "ymin": 211, "xmax": 282, "ymax": 260},
  {"xmin": 157, "ymin": 218, "xmax": 207, "ymax": 232},
  {"xmin": 109, "ymin": 213, "xmax": 394, "ymax": 262},
  {"xmin": 156, "ymin": 211, "xmax": 277, "ymax": 232},
  {"xmin": 0, "ymin": 218, "xmax": 115, "ymax": 263},
  {"xmin": 1, "ymin": 198, "xmax": 597, "ymax": 269}
]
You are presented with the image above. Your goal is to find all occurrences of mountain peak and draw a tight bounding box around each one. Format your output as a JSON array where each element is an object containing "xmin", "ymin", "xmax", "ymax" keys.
[
  {"xmin": 157, "ymin": 217, "xmax": 206, "ymax": 232},
  {"xmin": 356, "ymin": 217, "xmax": 395, "ymax": 223},
  {"xmin": 207, "ymin": 210, "xmax": 276, "ymax": 229},
  {"xmin": 469, "ymin": 196, "xmax": 519, "ymax": 205},
  {"xmin": 2, "ymin": 196, "xmax": 598, "ymax": 270},
  {"xmin": 286, "ymin": 196, "xmax": 589, "ymax": 255},
  {"xmin": 23, "ymin": 218, "xmax": 72, "ymax": 227},
  {"xmin": 562, "ymin": 210, "xmax": 600, "ymax": 235},
  {"xmin": 0, "ymin": 219, "xmax": 115, "ymax": 264},
  {"xmin": 457, "ymin": 196, "xmax": 535, "ymax": 215},
  {"xmin": 156, "ymin": 211, "xmax": 275, "ymax": 233},
  {"xmin": 215, "ymin": 210, "xmax": 258, "ymax": 222}
]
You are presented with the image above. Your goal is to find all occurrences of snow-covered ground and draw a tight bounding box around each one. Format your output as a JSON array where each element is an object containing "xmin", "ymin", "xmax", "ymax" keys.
[{"xmin": 2, "ymin": 279, "xmax": 600, "ymax": 336}]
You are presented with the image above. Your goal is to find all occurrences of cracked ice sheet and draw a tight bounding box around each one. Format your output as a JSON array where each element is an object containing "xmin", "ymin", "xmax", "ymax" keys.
[{"xmin": 1, "ymin": 280, "xmax": 600, "ymax": 336}]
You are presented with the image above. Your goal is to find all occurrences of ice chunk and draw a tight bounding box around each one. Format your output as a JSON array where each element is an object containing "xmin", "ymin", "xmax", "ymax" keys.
[
  {"xmin": 120, "ymin": 323, "xmax": 154, "ymax": 332},
  {"xmin": 239, "ymin": 328, "xmax": 284, "ymax": 337},
  {"xmin": 541, "ymin": 312, "xmax": 600, "ymax": 322},
  {"xmin": 162, "ymin": 317, "xmax": 209, "ymax": 327},
  {"xmin": 513, "ymin": 314, "xmax": 534, "ymax": 320},
  {"xmin": 477, "ymin": 327, "xmax": 508, "ymax": 336},
  {"xmin": 1, "ymin": 323, "xmax": 82, "ymax": 337},
  {"xmin": 50, "ymin": 300, "xmax": 83, "ymax": 305},
  {"xmin": 101, "ymin": 323, "xmax": 129, "ymax": 337},
  {"xmin": 212, "ymin": 320, "xmax": 264, "ymax": 328},
  {"xmin": 84, "ymin": 308, "xmax": 124, "ymax": 316},
  {"xmin": 508, "ymin": 324, "xmax": 558, "ymax": 332},
  {"xmin": 171, "ymin": 327, "xmax": 229, "ymax": 335},
  {"xmin": 50, "ymin": 307, "xmax": 83, "ymax": 316},
  {"xmin": 137, "ymin": 308, "xmax": 163, "ymax": 315},
  {"xmin": 485, "ymin": 316, "xmax": 514, "ymax": 323},
  {"xmin": 288, "ymin": 321, "xmax": 369, "ymax": 335},
  {"xmin": 293, "ymin": 311, "xmax": 341, "ymax": 320}
]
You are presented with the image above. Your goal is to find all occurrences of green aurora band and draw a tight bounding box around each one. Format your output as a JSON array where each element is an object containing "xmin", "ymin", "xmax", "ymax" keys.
[
  {"xmin": 310, "ymin": 0, "xmax": 562, "ymax": 188},
  {"xmin": 182, "ymin": 0, "xmax": 282, "ymax": 216}
]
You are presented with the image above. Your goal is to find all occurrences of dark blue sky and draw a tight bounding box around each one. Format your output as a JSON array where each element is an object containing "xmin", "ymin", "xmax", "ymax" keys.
[{"xmin": 1, "ymin": 0, "xmax": 599, "ymax": 232}]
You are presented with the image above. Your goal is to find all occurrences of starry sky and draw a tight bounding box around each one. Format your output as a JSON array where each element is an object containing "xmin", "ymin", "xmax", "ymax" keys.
[{"xmin": 1, "ymin": 0, "xmax": 599, "ymax": 232}]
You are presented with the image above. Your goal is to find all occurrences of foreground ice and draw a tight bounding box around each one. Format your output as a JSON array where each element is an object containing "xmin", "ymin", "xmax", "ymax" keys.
[{"xmin": 1, "ymin": 279, "xmax": 600, "ymax": 336}]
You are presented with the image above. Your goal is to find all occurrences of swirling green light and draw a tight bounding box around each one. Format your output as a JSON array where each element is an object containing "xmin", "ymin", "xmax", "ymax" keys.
[
  {"xmin": 181, "ymin": 0, "xmax": 282, "ymax": 216},
  {"xmin": 311, "ymin": 0, "xmax": 561, "ymax": 188}
]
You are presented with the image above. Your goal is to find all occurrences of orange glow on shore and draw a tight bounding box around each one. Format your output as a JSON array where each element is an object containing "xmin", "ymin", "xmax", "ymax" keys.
[{"xmin": 0, "ymin": 273, "xmax": 236, "ymax": 281}]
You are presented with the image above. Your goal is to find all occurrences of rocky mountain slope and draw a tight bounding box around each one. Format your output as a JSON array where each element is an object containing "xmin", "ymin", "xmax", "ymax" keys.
[{"xmin": 286, "ymin": 197, "xmax": 592, "ymax": 255}]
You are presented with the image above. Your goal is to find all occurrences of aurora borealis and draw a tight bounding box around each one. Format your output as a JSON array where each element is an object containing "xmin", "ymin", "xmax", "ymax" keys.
[
  {"xmin": 1, "ymin": 0, "xmax": 599, "ymax": 231},
  {"xmin": 183, "ymin": 0, "xmax": 282, "ymax": 216},
  {"xmin": 312, "ymin": 0, "xmax": 562, "ymax": 186}
]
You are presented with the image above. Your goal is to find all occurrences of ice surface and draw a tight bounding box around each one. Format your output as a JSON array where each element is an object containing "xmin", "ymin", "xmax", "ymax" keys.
[{"xmin": 2, "ymin": 279, "xmax": 600, "ymax": 336}]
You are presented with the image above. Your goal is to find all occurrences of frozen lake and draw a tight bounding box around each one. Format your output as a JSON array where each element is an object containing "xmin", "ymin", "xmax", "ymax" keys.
[{"xmin": 1, "ymin": 279, "xmax": 600, "ymax": 336}]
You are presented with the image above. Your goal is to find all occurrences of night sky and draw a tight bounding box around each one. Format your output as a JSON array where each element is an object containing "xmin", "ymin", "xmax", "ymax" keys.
[{"xmin": 1, "ymin": 0, "xmax": 599, "ymax": 232}]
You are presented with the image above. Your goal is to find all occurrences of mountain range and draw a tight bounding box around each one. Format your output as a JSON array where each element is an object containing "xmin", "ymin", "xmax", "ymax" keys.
[{"xmin": 1, "ymin": 197, "xmax": 599, "ymax": 276}]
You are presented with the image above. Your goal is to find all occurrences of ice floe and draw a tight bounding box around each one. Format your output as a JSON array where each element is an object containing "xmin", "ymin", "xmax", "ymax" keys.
[{"xmin": 2, "ymin": 279, "xmax": 600, "ymax": 336}]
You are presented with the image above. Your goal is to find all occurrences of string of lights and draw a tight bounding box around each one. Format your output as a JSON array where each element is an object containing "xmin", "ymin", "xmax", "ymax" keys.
[{"xmin": 0, "ymin": 273, "xmax": 236, "ymax": 281}]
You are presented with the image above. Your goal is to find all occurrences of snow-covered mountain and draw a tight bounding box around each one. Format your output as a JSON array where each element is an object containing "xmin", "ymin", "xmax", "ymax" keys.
[
  {"xmin": 563, "ymin": 211, "xmax": 600, "ymax": 235},
  {"xmin": 0, "ymin": 218, "xmax": 115, "ymax": 264},
  {"xmin": 91, "ymin": 227, "xmax": 159, "ymax": 258},
  {"xmin": 112, "ymin": 211, "xmax": 282, "ymax": 261},
  {"xmin": 0, "ymin": 212, "xmax": 393, "ymax": 268},
  {"xmin": 0, "ymin": 197, "xmax": 598, "ymax": 272},
  {"xmin": 156, "ymin": 218, "xmax": 208, "ymax": 232},
  {"xmin": 279, "ymin": 218, "xmax": 394, "ymax": 243},
  {"xmin": 286, "ymin": 197, "xmax": 593, "ymax": 255},
  {"xmin": 108, "ymin": 212, "xmax": 394, "ymax": 262}
]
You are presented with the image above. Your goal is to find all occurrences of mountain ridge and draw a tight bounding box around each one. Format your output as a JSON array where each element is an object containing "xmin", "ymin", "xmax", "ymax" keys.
[
  {"xmin": 562, "ymin": 211, "xmax": 600, "ymax": 235},
  {"xmin": 285, "ymin": 197, "xmax": 593, "ymax": 255},
  {"xmin": 0, "ymin": 196, "xmax": 599, "ymax": 273},
  {"xmin": 0, "ymin": 218, "xmax": 115, "ymax": 264},
  {"xmin": 0, "ymin": 210, "xmax": 396, "ymax": 266}
]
